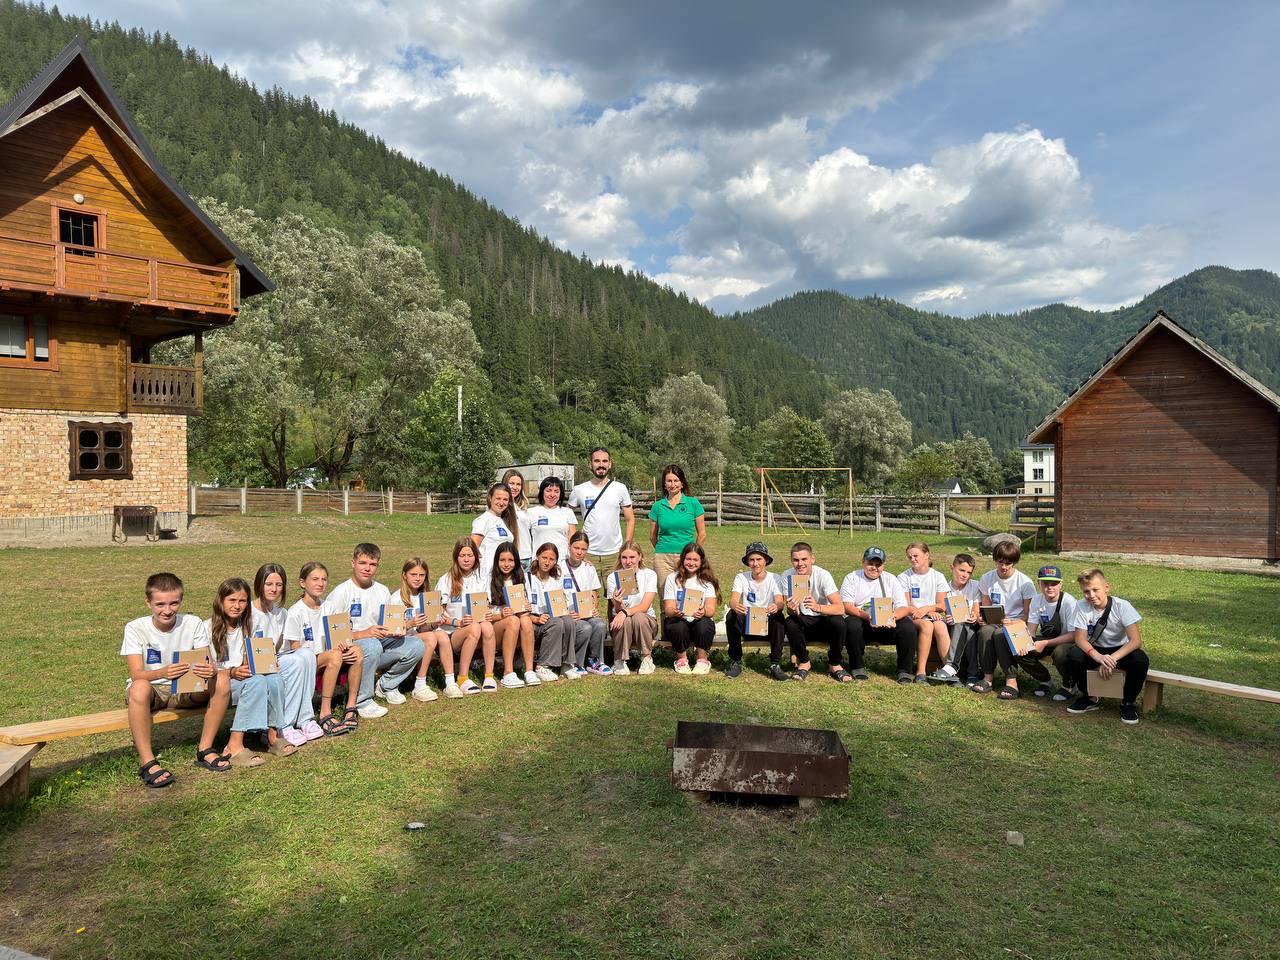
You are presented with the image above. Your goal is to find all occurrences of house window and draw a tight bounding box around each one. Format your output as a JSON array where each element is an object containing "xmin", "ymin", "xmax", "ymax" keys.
[
  {"xmin": 59, "ymin": 210, "xmax": 99, "ymax": 255},
  {"xmin": 1031, "ymin": 450, "xmax": 1045, "ymax": 463},
  {"xmin": 1033, "ymin": 468, "xmax": 1045, "ymax": 480},
  {"xmin": 68, "ymin": 421, "xmax": 133, "ymax": 480},
  {"xmin": 0, "ymin": 311, "xmax": 56, "ymax": 368}
]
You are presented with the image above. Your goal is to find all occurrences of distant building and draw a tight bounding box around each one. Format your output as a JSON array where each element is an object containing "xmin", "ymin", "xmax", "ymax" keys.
[
  {"xmin": 1019, "ymin": 442, "xmax": 1055, "ymax": 495},
  {"xmin": 1028, "ymin": 311, "xmax": 1280, "ymax": 560},
  {"xmin": 927, "ymin": 476, "xmax": 964, "ymax": 495}
]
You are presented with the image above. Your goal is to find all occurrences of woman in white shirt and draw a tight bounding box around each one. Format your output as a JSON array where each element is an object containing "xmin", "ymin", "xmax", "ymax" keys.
[
  {"xmin": 526, "ymin": 476, "xmax": 577, "ymax": 563},
  {"xmin": 608, "ymin": 539, "xmax": 658, "ymax": 675},
  {"xmin": 470, "ymin": 484, "xmax": 520, "ymax": 579},
  {"xmin": 502, "ymin": 468, "xmax": 535, "ymax": 574},
  {"xmin": 662, "ymin": 543, "xmax": 720, "ymax": 676}
]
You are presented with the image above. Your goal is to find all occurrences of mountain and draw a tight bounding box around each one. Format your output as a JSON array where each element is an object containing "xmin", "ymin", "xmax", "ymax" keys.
[{"xmin": 733, "ymin": 266, "xmax": 1280, "ymax": 451}]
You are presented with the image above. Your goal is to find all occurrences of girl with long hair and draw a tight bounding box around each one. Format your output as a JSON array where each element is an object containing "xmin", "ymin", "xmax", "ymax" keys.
[{"xmin": 661, "ymin": 543, "xmax": 720, "ymax": 676}]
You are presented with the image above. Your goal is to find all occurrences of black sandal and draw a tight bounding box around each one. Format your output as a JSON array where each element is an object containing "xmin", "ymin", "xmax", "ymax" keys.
[
  {"xmin": 792, "ymin": 668, "xmax": 810, "ymax": 682},
  {"xmin": 830, "ymin": 668, "xmax": 854, "ymax": 683},
  {"xmin": 139, "ymin": 759, "xmax": 174, "ymax": 788},
  {"xmin": 319, "ymin": 713, "xmax": 350, "ymax": 737},
  {"xmin": 342, "ymin": 707, "xmax": 360, "ymax": 730},
  {"xmin": 998, "ymin": 685, "xmax": 1021, "ymax": 700},
  {"xmin": 194, "ymin": 747, "xmax": 231, "ymax": 772}
]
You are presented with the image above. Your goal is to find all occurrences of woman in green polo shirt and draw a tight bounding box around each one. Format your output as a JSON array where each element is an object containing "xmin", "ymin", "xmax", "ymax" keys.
[{"xmin": 649, "ymin": 464, "xmax": 707, "ymax": 587}]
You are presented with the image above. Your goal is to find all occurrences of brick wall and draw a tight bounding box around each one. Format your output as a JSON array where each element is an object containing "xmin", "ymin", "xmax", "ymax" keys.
[{"xmin": 0, "ymin": 408, "xmax": 187, "ymax": 519}]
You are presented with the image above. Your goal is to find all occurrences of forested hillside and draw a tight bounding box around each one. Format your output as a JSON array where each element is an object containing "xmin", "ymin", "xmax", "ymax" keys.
[{"xmin": 735, "ymin": 266, "xmax": 1280, "ymax": 451}]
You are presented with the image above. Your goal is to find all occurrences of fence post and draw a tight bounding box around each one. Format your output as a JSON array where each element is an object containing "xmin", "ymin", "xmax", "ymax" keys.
[
  {"xmin": 388, "ymin": 488, "xmax": 394, "ymax": 515},
  {"xmin": 874, "ymin": 496, "xmax": 882, "ymax": 532},
  {"xmin": 296, "ymin": 487, "xmax": 303, "ymax": 514},
  {"xmin": 425, "ymin": 493, "xmax": 433, "ymax": 516},
  {"xmin": 819, "ymin": 494, "xmax": 826, "ymax": 531},
  {"xmin": 240, "ymin": 485, "xmax": 247, "ymax": 515},
  {"xmin": 342, "ymin": 488, "xmax": 350, "ymax": 516},
  {"xmin": 716, "ymin": 473, "xmax": 723, "ymax": 527},
  {"xmin": 188, "ymin": 483, "xmax": 196, "ymax": 517},
  {"xmin": 938, "ymin": 497, "xmax": 946, "ymax": 535}
]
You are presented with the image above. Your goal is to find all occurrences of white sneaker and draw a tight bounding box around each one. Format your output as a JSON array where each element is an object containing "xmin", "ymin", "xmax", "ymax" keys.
[
  {"xmin": 692, "ymin": 659, "xmax": 712, "ymax": 675},
  {"xmin": 638, "ymin": 656, "xmax": 656, "ymax": 675},
  {"xmin": 411, "ymin": 684, "xmax": 438, "ymax": 702},
  {"xmin": 523, "ymin": 669, "xmax": 541, "ymax": 686},
  {"xmin": 442, "ymin": 682, "xmax": 464, "ymax": 699},
  {"xmin": 535, "ymin": 665, "xmax": 559, "ymax": 683},
  {"xmin": 357, "ymin": 701, "xmax": 388, "ymax": 719},
  {"xmin": 562, "ymin": 666, "xmax": 582, "ymax": 680},
  {"xmin": 613, "ymin": 661, "xmax": 631, "ymax": 676},
  {"xmin": 500, "ymin": 672, "xmax": 525, "ymax": 688},
  {"xmin": 376, "ymin": 684, "xmax": 406, "ymax": 705},
  {"xmin": 673, "ymin": 658, "xmax": 692, "ymax": 675}
]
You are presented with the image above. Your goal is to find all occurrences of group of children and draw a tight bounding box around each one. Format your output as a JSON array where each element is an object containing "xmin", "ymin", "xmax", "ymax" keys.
[{"xmin": 123, "ymin": 535, "xmax": 1148, "ymax": 788}]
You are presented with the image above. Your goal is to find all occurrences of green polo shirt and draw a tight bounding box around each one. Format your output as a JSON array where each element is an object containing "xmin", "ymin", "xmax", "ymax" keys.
[{"xmin": 648, "ymin": 495, "xmax": 704, "ymax": 553}]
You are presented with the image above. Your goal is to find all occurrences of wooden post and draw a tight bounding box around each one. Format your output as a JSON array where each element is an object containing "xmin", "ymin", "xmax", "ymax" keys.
[
  {"xmin": 874, "ymin": 497, "xmax": 882, "ymax": 532},
  {"xmin": 193, "ymin": 331, "xmax": 204, "ymax": 411},
  {"xmin": 342, "ymin": 488, "xmax": 350, "ymax": 516},
  {"xmin": 938, "ymin": 497, "xmax": 946, "ymax": 535},
  {"xmin": 819, "ymin": 491, "xmax": 826, "ymax": 531},
  {"xmin": 188, "ymin": 483, "xmax": 196, "ymax": 517},
  {"xmin": 759, "ymin": 469, "xmax": 766, "ymax": 534},
  {"xmin": 296, "ymin": 487, "xmax": 303, "ymax": 514},
  {"xmin": 425, "ymin": 492, "xmax": 433, "ymax": 516},
  {"xmin": 716, "ymin": 473, "xmax": 723, "ymax": 527},
  {"xmin": 388, "ymin": 488, "xmax": 394, "ymax": 515},
  {"xmin": 240, "ymin": 485, "xmax": 247, "ymax": 515}
]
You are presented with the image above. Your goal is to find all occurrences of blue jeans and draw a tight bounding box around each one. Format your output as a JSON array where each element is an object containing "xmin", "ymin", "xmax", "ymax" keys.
[
  {"xmin": 278, "ymin": 649, "xmax": 317, "ymax": 727},
  {"xmin": 356, "ymin": 635, "xmax": 425, "ymax": 707},
  {"xmin": 229, "ymin": 673, "xmax": 283, "ymax": 732}
]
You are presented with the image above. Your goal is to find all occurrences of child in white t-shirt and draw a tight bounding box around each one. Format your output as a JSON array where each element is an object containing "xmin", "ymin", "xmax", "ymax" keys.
[
  {"xmin": 725, "ymin": 540, "xmax": 786, "ymax": 680},
  {"xmin": 662, "ymin": 543, "xmax": 720, "ymax": 676},
  {"xmin": 565, "ymin": 532, "xmax": 610, "ymax": 675},
  {"xmin": 394, "ymin": 556, "xmax": 457, "ymax": 702},
  {"xmin": 502, "ymin": 468, "xmax": 535, "ymax": 573},
  {"xmin": 489, "ymin": 543, "xmax": 539, "ymax": 689},
  {"xmin": 899, "ymin": 541, "xmax": 951, "ymax": 681},
  {"xmin": 608, "ymin": 539, "xmax": 658, "ymax": 675},
  {"xmin": 1065, "ymin": 568, "xmax": 1148, "ymax": 724},
  {"xmin": 437, "ymin": 538, "xmax": 498, "ymax": 694},
  {"xmin": 528, "ymin": 542, "xmax": 577, "ymax": 681},
  {"xmin": 471, "ymin": 483, "xmax": 520, "ymax": 579},
  {"xmin": 972, "ymin": 540, "xmax": 1036, "ymax": 698},
  {"xmin": 253, "ymin": 562, "xmax": 320, "ymax": 748},
  {"xmin": 282, "ymin": 561, "xmax": 364, "ymax": 735},
  {"xmin": 1018, "ymin": 564, "xmax": 1081, "ymax": 700},
  {"xmin": 926, "ymin": 553, "xmax": 982, "ymax": 686},
  {"xmin": 121, "ymin": 572, "xmax": 229, "ymax": 787}
]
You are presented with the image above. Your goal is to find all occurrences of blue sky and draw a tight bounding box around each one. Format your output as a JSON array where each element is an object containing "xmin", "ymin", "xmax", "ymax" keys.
[{"xmin": 69, "ymin": 0, "xmax": 1280, "ymax": 315}]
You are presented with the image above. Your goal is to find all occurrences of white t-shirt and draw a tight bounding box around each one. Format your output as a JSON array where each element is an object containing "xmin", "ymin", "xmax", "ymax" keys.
[
  {"xmin": 978, "ymin": 569, "xmax": 1036, "ymax": 621},
  {"xmin": 512, "ymin": 503, "xmax": 534, "ymax": 561},
  {"xmin": 663, "ymin": 573, "xmax": 716, "ymax": 622},
  {"xmin": 898, "ymin": 567, "xmax": 949, "ymax": 609},
  {"xmin": 434, "ymin": 571, "xmax": 487, "ymax": 622},
  {"xmin": 783, "ymin": 565, "xmax": 839, "ymax": 617},
  {"xmin": 120, "ymin": 613, "xmax": 208, "ymax": 689},
  {"xmin": 609, "ymin": 567, "xmax": 658, "ymax": 609},
  {"xmin": 471, "ymin": 510, "xmax": 516, "ymax": 577},
  {"xmin": 567, "ymin": 479, "xmax": 632, "ymax": 556},
  {"xmin": 283, "ymin": 597, "xmax": 332, "ymax": 655},
  {"xmin": 326, "ymin": 578, "xmax": 393, "ymax": 632},
  {"xmin": 1028, "ymin": 591, "xmax": 1080, "ymax": 636},
  {"xmin": 251, "ymin": 603, "xmax": 289, "ymax": 654},
  {"xmin": 528, "ymin": 572, "xmax": 567, "ymax": 617},
  {"xmin": 731, "ymin": 572, "xmax": 783, "ymax": 609},
  {"xmin": 526, "ymin": 504, "xmax": 577, "ymax": 561},
  {"xmin": 203, "ymin": 619, "xmax": 247, "ymax": 670},
  {"xmin": 562, "ymin": 560, "xmax": 602, "ymax": 593},
  {"xmin": 1070, "ymin": 597, "xmax": 1141, "ymax": 649},
  {"xmin": 839, "ymin": 569, "xmax": 908, "ymax": 612}
]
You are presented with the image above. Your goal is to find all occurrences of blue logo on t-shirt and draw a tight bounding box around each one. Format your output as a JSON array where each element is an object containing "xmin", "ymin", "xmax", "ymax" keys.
[
  {"xmin": 537, "ymin": 517, "xmax": 549, "ymax": 526},
  {"xmin": 563, "ymin": 577, "xmax": 574, "ymax": 590},
  {"xmin": 585, "ymin": 498, "xmax": 596, "ymax": 509},
  {"xmin": 676, "ymin": 589, "xmax": 686, "ymax": 602},
  {"xmin": 747, "ymin": 591, "xmax": 757, "ymax": 604},
  {"xmin": 911, "ymin": 586, "xmax": 921, "ymax": 599},
  {"xmin": 451, "ymin": 595, "xmax": 462, "ymax": 604},
  {"xmin": 350, "ymin": 602, "xmax": 362, "ymax": 618},
  {"xmin": 1039, "ymin": 614, "xmax": 1050, "ymax": 625},
  {"xmin": 497, "ymin": 526, "xmax": 509, "ymax": 537},
  {"xmin": 145, "ymin": 647, "xmax": 162, "ymax": 665},
  {"xmin": 990, "ymin": 591, "xmax": 1002, "ymax": 605},
  {"xmin": 303, "ymin": 625, "xmax": 314, "ymax": 642}
]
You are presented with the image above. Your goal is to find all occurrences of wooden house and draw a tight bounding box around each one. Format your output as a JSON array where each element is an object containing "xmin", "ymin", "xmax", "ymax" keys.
[
  {"xmin": 0, "ymin": 38, "xmax": 271, "ymax": 534},
  {"xmin": 1027, "ymin": 311, "xmax": 1280, "ymax": 560}
]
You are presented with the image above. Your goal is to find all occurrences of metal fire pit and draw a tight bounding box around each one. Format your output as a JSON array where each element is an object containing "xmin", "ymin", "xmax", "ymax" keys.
[{"xmin": 670, "ymin": 720, "xmax": 849, "ymax": 802}]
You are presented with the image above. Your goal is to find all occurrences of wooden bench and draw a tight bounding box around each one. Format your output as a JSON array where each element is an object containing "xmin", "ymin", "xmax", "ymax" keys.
[
  {"xmin": 1010, "ymin": 495, "xmax": 1054, "ymax": 550},
  {"xmin": 112, "ymin": 504, "xmax": 159, "ymax": 542},
  {"xmin": 1141, "ymin": 669, "xmax": 1280, "ymax": 713},
  {"xmin": 0, "ymin": 707, "xmax": 202, "ymax": 807}
]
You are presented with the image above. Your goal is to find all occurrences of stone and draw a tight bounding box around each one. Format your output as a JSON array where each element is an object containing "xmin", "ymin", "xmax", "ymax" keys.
[
  {"xmin": 1005, "ymin": 830, "xmax": 1025, "ymax": 847},
  {"xmin": 982, "ymin": 532, "xmax": 1022, "ymax": 555}
]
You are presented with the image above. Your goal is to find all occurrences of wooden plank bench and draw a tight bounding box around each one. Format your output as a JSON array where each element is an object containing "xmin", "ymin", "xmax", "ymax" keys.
[
  {"xmin": 1141, "ymin": 669, "xmax": 1280, "ymax": 713},
  {"xmin": 0, "ymin": 707, "xmax": 202, "ymax": 807}
]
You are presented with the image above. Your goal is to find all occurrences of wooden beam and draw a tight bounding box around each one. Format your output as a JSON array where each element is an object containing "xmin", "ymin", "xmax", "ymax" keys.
[{"xmin": 0, "ymin": 707, "xmax": 204, "ymax": 746}]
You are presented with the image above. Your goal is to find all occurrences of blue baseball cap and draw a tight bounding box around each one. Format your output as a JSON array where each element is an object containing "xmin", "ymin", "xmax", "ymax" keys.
[
  {"xmin": 1037, "ymin": 564, "xmax": 1063, "ymax": 582},
  {"xmin": 863, "ymin": 546, "xmax": 886, "ymax": 563}
]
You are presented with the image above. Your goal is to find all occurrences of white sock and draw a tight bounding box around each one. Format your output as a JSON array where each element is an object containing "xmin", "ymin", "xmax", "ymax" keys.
[
  {"xmin": 444, "ymin": 673, "xmax": 455, "ymax": 685},
  {"xmin": 414, "ymin": 677, "xmax": 427, "ymax": 690}
]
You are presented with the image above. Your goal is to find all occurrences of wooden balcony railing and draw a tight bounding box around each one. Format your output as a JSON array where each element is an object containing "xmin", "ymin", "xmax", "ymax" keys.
[
  {"xmin": 129, "ymin": 362, "xmax": 202, "ymax": 414},
  {"xmin": 0, "ymin": 233, "xmax": 236, "ymax": 314}
]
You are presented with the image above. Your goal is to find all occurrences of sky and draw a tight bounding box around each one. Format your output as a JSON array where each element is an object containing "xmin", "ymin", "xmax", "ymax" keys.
[{"xmin": 66, "ymin": 0, "xmax": 1280, "ymax": 315}]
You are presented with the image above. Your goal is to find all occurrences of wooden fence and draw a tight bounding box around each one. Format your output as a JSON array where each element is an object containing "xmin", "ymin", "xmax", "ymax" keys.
[{"xmin": 190, "ymin": 484, "xmax": 1052, "ymax": 536}]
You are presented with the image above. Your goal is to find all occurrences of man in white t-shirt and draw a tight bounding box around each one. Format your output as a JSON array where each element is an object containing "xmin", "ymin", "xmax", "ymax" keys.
[
  {"xmin": 567, "ymin": 447, "xmax": 635, "ymax": 588},
  {"xmin": 973, "ymin": 540, "xmax": 1037, "ymax": 697},
  {"xmin": 1065, "ymin": 567, "xmax": 1148, "ymax": 724},
  {"xmin": 326, "ymin": 543, "xmax": 424, "ymax": 719},
  {"xmin": 121, "ymin": 572, "xmax": 230, "ymax": 786},
  {"xmin": 840, "ymin": 546, "xmax": 916, "ymax": 683}
]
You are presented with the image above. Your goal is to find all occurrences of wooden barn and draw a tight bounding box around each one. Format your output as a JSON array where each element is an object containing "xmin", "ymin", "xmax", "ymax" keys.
[
  {"xmin": 1027, "ymin": 311, "xmax": 1280, "ymax": 561},
  {"xmin": 0, "ymin": 38, "xmax": 271, "ymax": 536}
]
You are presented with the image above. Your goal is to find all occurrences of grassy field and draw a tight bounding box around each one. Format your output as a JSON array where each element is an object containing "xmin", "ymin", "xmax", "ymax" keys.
[{"xmin": 1, "ymin": 514, "xmax": 1278, "ymax": 959}]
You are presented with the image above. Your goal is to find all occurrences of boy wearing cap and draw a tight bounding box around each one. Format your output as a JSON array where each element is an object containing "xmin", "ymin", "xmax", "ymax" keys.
[
  {"xmin": 839, "ymin": 547, "xmax": 916, "ymax": 683},
  {"xmin": 780, "ymin": 542, "xmax": 846, "ymax": 682},
  {"xmin": 1065, "ymin": 568, "xmax": 1148, "ymax": 724},
  {"xmin": 1017, "ymin": 564, "xmax": 1080, "ymax": 699},
  {"xmin": 972, "ymin": 540, "xmax": 1036, "ymax": 698},
  {"xmin": 725, "ymin": 541, "xmax": 787, "ymax": 680}
]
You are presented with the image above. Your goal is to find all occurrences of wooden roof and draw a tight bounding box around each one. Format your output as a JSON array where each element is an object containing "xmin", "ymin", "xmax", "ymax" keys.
[
  {"xmin": 0, "ymin": 37, "xmax": 273, "ymax": 298},
  {"xmin": 1027, "ymin": 310, "xmax": 1280, "ymax": 443}
]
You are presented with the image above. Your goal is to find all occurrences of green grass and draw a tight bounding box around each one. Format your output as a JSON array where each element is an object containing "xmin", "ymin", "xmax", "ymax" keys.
[{"xmin": 1, "ymin": 515, "xmax": 1278, "ymax": 959}]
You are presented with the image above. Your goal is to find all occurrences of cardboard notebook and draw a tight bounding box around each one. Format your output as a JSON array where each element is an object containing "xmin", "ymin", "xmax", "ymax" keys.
[
  {"xmin": 572, "ymin": 590, "xmax": 598, "ymax": 618},
  {"xmin": 419, "ymin": 591, "xmax": 443, "ymax": 623},
  {"xmin": 787, "ymin": 573, "xmax": 811, "ymax": 604},
  {"xmin": 465, "ymin": 592, "xmax": 490, "ymax": 621},
  {"xmin": 680, "ymin": 588, "xmax": 704, "ymax": 617},
  {"xmin": 378, "ymin": 603, "xmax": 410, "ymax": 635},
  {"xmin": 322, "ymin": 612, "xmax": 353, "ymax": 651},
  {"xmin": 246, "ymin": 634, "xmax": 280, "ymax": 675},
  {"xmin": 945, "ymin": 593, "xmax": 971, "ymax": 623},
  {"xmin": 545, "ymin": 588, "xmax": 569, "ymax": 618},
  {"xmin": 980, "ymin": 604, "xmax": 1006, "ymax": 625},
  {"xmin": 503, "ymin": 583, "xmax": 530, "ymax": 614},
  {"xmin": 1087, "ymin": 668, "xmax": 1128, "ymax": 699},
  {"xmin": 171, "ymin": 649, "xmax": 212, "ymax": 695},
  {"xmin": 614, "ymin": 568, "xmax": 639, "ymax": 597},
  {"xmin": 870, "ymin": 596, "xmax": 895, "ymax": 627},
  {"xmin": 1003, "ymin": 619, "xmax": 1034, "ymax": 657},
  {"xmin": 746, "ymin": 605, "xmax": 769, "ymax": 637}
]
